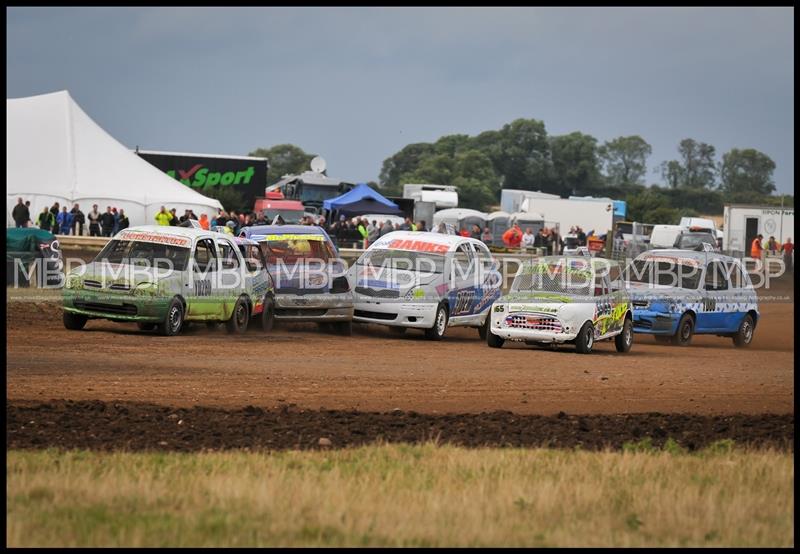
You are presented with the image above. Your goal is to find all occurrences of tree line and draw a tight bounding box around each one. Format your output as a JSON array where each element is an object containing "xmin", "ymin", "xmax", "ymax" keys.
[{"xmin": 245, "ymin": 121, "xmax": 791, "ymax": 224}]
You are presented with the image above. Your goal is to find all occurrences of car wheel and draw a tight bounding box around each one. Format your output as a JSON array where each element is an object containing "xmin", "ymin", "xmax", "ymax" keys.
[
  {"xmin": 615, "ymin": 317, "xmax": 633, "ymax": 353},
  {"xmin": 671, "ymin": 313, "xmax": 694, "ymax": 346},
  {"xmin": 425, "ymin": 303, "xmax": 448, "ymax": 341},
  {"xmin": 260, "ymin": 297, "xmax": 275, "ymax": 332},
  {"xmin": 158, "ymin": 298, "xmax": 184, "ymax": 336},
  {"xmin": 136, "ymin": 322, "xmax": 156, "ymax": 331},
  {"xmin": 63, "ymin": 311, "xmax": 87, "ymax": 330},
  {"xmin": 732, "ymin": 314, "xmax": 755, "ymax": 348},
  {"xmin": 334, "ymin": 321, "xmax": 353, "ymax": 336},
  {"xmin": 225, "ymin": 296, "xmax": 249, "ymax": 334},
  {"xmin": 478, "ymin": 314, "xmax": 489, "ymax": 340},
  {"xmin": 575, "ymin": 321, "xmax": 595, "ymax": 354}
]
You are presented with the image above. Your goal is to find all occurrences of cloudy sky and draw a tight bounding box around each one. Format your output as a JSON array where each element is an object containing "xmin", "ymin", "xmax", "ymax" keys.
[{"xmin": 6, "ymin": 7, "xmax": 794, "ymax": 193}]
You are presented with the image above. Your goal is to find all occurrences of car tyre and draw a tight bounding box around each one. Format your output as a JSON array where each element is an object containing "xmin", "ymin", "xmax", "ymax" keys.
[
  {"xmin": 671, "ymin": 313, "xmax": 694, "ymax": 346},
  {"xmin": 575, "ymin": 321, "xmax": 595, "ymax": 354},
  {"xmin": 63, "ymin": 311, "xmax": 87, "ymax": 330},
  {"xmin": 487, "ymin": 328, "xmax": 504, "ymax": 348},
  {"xmin": 260, "ymin": 297, "xmax": 275, "ymax": 332},
  {"xmin": 615, "ymin": 317, "xmax": 633, "ymax": 353},
  {"xmin": 478, "ymin": 314, "xmax": 490, "ymax": 340},
  {"xmin": 425, "ymin": 303, "xmax": 448, "ymax": 341},
  {"xmin": 732, "ymin": 314, "xmax": 755, "ymax": 348},
  {"xmin": 136, "ymin": 322, "xmax": 156, "ymax": 331},
  {"xmin": 226, "ymin": 296, "xmax": 249, "ymax": 334},
  {"xmin": 158, "ymin": 298, "xmax": 184, "ymax": 336}
]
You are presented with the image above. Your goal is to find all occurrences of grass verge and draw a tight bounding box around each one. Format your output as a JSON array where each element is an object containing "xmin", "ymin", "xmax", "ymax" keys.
[{"xmin": 6, "ymin": 443, "xmax": 793, "ymax": 547}]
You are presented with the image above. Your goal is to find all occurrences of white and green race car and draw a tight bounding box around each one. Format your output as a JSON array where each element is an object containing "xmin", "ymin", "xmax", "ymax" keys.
[
  {"xmin": 487, "ymin": 256, "xmax": 633, "ymax": 354},
  {"xmin": 62, "ymin": 225, "xmax": 275, "ymax": 335}
]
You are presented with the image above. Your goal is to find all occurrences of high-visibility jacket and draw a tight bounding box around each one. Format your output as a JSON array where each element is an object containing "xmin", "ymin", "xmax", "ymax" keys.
[
  {"xmin": 154, "ymin": 211, "xmax": 172, "ymax": 226},
  {"xmin": 750, "ymin": 238, "xmax": 764, "ymax": 258},
  {"xmin": 502, "ymin": 226, "xmax": 523, "ymax": 248}
]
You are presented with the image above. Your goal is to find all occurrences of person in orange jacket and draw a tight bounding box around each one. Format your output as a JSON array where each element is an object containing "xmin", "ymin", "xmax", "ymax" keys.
[
  {"xmin": 502, "ymin": 223, "xmax": 523, "ymax": 248},
  {"xmin": 199, "ymin": 213, "xmax": 210, "ymax": 230}
]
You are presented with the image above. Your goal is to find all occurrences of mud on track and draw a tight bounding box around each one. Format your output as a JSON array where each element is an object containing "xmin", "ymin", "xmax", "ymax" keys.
[{"xmin": 7, "ymin": 400, "xmax": 794, "ymax": 452}]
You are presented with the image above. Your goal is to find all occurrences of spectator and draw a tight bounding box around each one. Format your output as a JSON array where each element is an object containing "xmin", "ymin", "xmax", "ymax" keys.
[
  {"xmin": 12, "ymin": 197, "xmax": 29, "ymax": 228},
  {"xmin": 434, "ymin": 222, "xmax": 448, "ymax": 234},
  {"xmin": 417, "ymin": 220, "xmax": 428, "ymax": 232},
  {"xmin": 458, "ymin": 227, "xmax": 470, "ymax": 237},
  {"xmin": 37, "ymin": 206, "xmax": 55, "ymax": 233},
  {"xmin": 766, "ymin": 236, "xmax": 779, "ymax": 255},
  {"xmin": 199, "ymin": 213, "xmax": 210, "ymax": 230},
  {"xmin": 380, "ymin": 219, "xmax": 394, "ymax": 237},
  {"xmin": 190, "ymin": 210, "xmax": 198, "ymax": 221},
  {"xmin": 71, "ymin": 203, "xmax": 85, "ymax": 236},
  {"xmin": 49, "ymin": 202, "xmax": 60, "ymax": 229},
  {"xmin": 481, "ymin": 226, "xmax": 493, "ymax": 244},
  {"xmin": 100, "ymin": 206, "xmax": 116, "ymax": 237},
  {"xmin": 56, "ymin": 206, "xmax": 73, "ymax": 235},
  {"xmin": 750, "ymin": 234, "xmax": 764, "ymax": 259},
  {"xmin": 781, "ymin": 238, "xmax": 793, "ymax": 272},
  {"xmin": 367, "ymin": 221, "xmax": 381, "ymax": 243},
  {"xmin": 179, "ymin": 209, "xmax": 190, "ymax": 224},
  {"xmin": 534, "ymin": 228, "xmax": 547, "ymax": 248},
  {"xmin": 521, "ymin": 228, "xmax": 536, "ymax": 249},
  {"xmin": 169, "ymin": 208, "xmax": 179, "ymax": 226},
  {"xmin": 154, "ymin": 206, "xmax": 171, "ymax": 226},
  {"xmin": 550, "ymin": 227, "xmax": 562, "ymax": 255},
  {"xmin": 117, "ymin": 209, "xmax": 130, "ymax": 231},
  {"xmin": 111, "ymin": 207, "xmax": 120, "ymax": 235},
  {"xmin": 502, "ymin": 223, "xmax": 523, "ymax": 248},
  {"xmin": 88, "ymin": 204, "xmax": 102, "ymax": 236},
  {"xmin": 576, "ymin": 226, "xmax": 587, "ymax": 246},
  {"xmin": 400, "ymin": 217, "xmax": 412, "ymax": 231}
]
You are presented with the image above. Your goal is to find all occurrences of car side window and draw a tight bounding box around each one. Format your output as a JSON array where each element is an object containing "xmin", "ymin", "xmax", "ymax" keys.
[
  {"xmin": 242, "ymin": 244, "xmax": 263, "ymax": 272},
  {"xmin": 704, "ymin": 261, "xmax": 729, "ymax": 291},
  {"xmin": 593, "ymin": 274, "xmax": 608, "ymax": 297},
  {"xmin": 218, "ymin": 240, "xmax": 240, "ymax": 270},
  {"xmin": 474, "ymin": 242, "xmax": 493, "ymax": 272},
  {"xmin": 453, "ymin": 243, "xmax": 475, "ymax": 280},
  {"xmin": 193, "ymin": 239, "xmax": 217, "ymax": 273}
]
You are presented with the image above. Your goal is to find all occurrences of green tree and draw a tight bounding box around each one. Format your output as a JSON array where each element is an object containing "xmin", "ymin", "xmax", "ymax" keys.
[
  {"xmin": 493, "ymin": 118, "xmax": 552, "ymax": 193},
  {"xmin": 378, "ymin": 142, "xmax": 437, "ymax": 195},
  {"xmin": 248, "ymin": 144, "xmax": 316, "ymax": 186},
  {"xmin": 549, "ymin": 132, "xmax": 602, "ymax": 196},
  {"xmin": 659, "ymin": 138, "xmax": 717, "ymax": 189},
  {"xmin": 598, "ymin": 136, "xmax": 652, "ymax": 188},
  {"xmin": 719, "ymin": 148, "xmax": 776, "ymax": 196}
]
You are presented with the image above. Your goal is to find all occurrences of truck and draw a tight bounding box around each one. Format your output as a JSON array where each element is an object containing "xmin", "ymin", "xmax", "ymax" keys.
[
  {"xmin": 265, "ymin": 157, "xmax": 355, "ymax": 215},
  {"xmin": 402, "ymin": 184, "xmax": 458, "ymax": 210},
  {"xmin": 519, "ymin": 196, "xmax": 615, "ymax": 238}
]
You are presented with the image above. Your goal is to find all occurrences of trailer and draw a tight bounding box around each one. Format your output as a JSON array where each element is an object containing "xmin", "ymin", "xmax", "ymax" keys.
[
  {"xmin": 402, "ymin": 184, "xmax": 458, "ymax": 209},
  {"xmin": 723, "ymin": 204, "xmax": 794, "ymax": 256},
  {"xmin": 500, "ymin": 189, "xmax": 559, "ymax": 214},
  {"xmin": 520, "ymin": 196, "xmax": 615, "ymax": 237}
]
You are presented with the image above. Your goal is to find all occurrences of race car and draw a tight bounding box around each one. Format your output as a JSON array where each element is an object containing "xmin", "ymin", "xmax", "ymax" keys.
[
  {"xmin": 626, "ymin": 249, "xmax": 759, "ymax": 347},
  {"xmin": 486, "ymin": 256, "xmax": 633, "ymax": 354},
  {"xmin": 238, "ymin": 225, "xmax": 354, "ymax": 334},
  {"xmin": 348, "ymin": 231, "xmax": 502, "ymax": 340},
  {"xmin": 62, "ymin": 226, "xmax": 275, "ymax": 335}
]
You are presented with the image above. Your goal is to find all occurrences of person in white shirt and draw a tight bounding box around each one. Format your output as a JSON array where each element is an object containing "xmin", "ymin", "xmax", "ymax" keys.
[{"xmin": 521, "ymin": 228, "xmax": 536, "ymax": 248}]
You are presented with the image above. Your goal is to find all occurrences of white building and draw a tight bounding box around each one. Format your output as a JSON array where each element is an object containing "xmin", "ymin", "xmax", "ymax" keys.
[{"xmin": 723, "ymin": 204, "xmax": 794, "ymax": 254}]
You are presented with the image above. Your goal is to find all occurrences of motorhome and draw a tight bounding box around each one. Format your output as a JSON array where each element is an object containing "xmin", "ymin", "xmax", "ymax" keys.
[{"xmin": 402, "ymin": 184, "xmax": 458, "ymax": 210}]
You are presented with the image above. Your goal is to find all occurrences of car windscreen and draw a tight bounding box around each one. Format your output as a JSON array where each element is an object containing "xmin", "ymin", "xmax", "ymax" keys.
[
  {"xmin": 511, "ymin": 260, "xmax": 593, "ymax": 296},
  {"xmin": 94, "ymin": 239, "xmax": 190, "ymax": 271},
  {"xmin": 626, "ymin": 259, "xmax": 702, "ymax": 289},
  {"xmin": 356, "ymin": 249, "xmax": 445, "ymax": 274},
  {"xmin": 258, "ymin": 234, "xmax": 333, "ymax": 265},
  {"xmin": 677, "ymin": 233, "xmax": 716, "ymax": 251}
]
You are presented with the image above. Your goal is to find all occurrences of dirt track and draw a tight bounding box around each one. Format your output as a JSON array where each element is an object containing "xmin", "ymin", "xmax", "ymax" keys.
[{"xmin": 7, "ymin": 277, "xmax": 794, "ymax": 417}]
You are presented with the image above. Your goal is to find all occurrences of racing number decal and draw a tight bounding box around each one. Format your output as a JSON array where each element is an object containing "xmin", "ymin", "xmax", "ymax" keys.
[
  {"xmin": 702, "ymin": 296, "xmax": 716, "ymax": 312},
  {"xmin": 453, "ymin": 289, "xmax": 476, "ymax": 316},
  {"xmin": 194, "ymin": 279, "xmax": 211, "ymax": 297}
]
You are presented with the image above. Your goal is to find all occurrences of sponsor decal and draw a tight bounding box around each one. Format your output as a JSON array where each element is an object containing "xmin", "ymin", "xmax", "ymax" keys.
[
  {"xmin": 254, "ymin": 234, "xmax": 326, "ymax": 242},
  {"xmin": 166, "ymin": 165, "xmax": 255, "ymax": 188},
  {"xmin": 388, "ymin": 239, "xmax": 449, "ymax": 254},
  {"xmin": 117, "ymin": 231, "xmax": 191, "ymax": 247}
]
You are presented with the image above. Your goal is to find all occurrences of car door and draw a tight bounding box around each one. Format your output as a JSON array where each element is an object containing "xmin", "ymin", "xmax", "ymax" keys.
[
  {"xmin": 723, "ymin": 259, "xmax": 752, "ymax": 333},
  {"xmin": 188, "ymin": 237, "xmax": 223, "ymax": 319},
  {"xmin": 216, "ymin": 237, "xmax": 244, "ymax": 319},
  {"xmin": 472, "ymin": 241, "xmax": 502, "ymax": 316},
  {"xmin": 448, "ymin": 242, "xmax": 478, "ymax": 322},
  {"xmin": 697, "ymin": 260, "xmax": 733, "ymax": 332}
]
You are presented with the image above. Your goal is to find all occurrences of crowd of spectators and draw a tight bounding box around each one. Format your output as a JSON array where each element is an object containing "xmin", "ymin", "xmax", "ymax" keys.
[{"xmin": 12, "ymin": 197, "xmax": 129, "ymax": 237}]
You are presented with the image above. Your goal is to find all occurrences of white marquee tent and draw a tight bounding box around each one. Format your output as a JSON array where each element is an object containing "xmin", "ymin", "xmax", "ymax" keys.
[{"xmin": 6, "ymin": 90, "xmax": 223, "ymax": 228}]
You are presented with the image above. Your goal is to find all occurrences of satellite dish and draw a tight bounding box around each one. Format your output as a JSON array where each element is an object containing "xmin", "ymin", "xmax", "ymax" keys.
[{"xmin": 310, "ymin": 156, "xmax": 327, "ymax": 174}]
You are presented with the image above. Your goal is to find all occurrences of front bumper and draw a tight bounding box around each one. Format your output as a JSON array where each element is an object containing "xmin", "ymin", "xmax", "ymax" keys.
[
  {"xmin": 490, "ymin": 324, "xmax": 579, "ymax": 343},
  {"xmin": 632, "ymin": 309, "xmax": 678, "ymax": 334},
  {"xmin": 274, "ymin": 292, "xmax": 354, "ymax": 322},
  {"xmin": 353, "ymin": 300, "xmax": 438, "ymax": 329},
  {"xmin": 62, "ymin": 289, "xmax": 170, "ymax": 322}
]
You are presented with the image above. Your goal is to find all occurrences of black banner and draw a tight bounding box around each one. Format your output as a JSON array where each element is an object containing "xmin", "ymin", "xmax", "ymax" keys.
[{"xmin": 137, "ymin": 151, "xmax": 268, "ymax": 209}]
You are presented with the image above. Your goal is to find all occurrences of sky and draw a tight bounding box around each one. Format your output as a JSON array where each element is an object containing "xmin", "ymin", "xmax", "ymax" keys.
[{"xmin": 6, "ymin": 7, "xmax": 794, "ymax": 194}]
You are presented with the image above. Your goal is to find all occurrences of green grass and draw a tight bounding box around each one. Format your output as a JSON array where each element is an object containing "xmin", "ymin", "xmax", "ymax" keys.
[{"xmin": 6, "ymin": 444, "xmax": 794, "ymax": 547}]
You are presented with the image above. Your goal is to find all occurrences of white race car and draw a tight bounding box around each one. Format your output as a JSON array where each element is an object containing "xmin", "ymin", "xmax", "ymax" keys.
[
  {"xmin": 349, "ymin": 231, "xmax": 502, "ymax": 340},
  {"xmin": 487, "ymin": 256, "xmax": 633, "ymax": 354}
]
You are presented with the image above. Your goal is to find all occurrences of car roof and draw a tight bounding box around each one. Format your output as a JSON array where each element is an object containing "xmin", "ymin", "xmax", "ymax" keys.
[
  {"xmin": 122, "ymin": 225, "xmax": 213, "ymax": 239},
  {"xmin": 369, "ymin": 231, "xmax": 486, "ymax": 253},
  {"xmin": 638, "ymin": 249, "xmax": 737, "ymax": 264},
  {"xmin": 521, "ymin": 255, "xmax": 619, "ymax": 271},
  {"xmin": 240, "ymin": 225, "xmax": 330, "ymax": 238}
]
